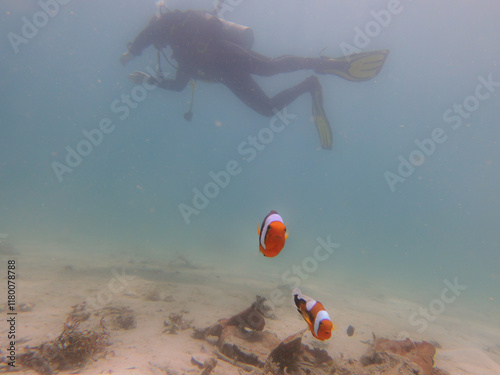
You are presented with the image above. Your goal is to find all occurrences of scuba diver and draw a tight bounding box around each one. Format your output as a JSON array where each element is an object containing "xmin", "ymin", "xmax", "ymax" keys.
[{"xmin": 119, "ymin": 3, "xmax": 389, "ymax": 149}]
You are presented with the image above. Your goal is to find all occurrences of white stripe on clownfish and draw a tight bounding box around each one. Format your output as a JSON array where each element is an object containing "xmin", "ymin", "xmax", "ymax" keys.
[
  {"xmin": 260, "ymin": 212, "xmax": 284, "ymax": 250},
  {"xmin": 313, "ymin": 310, "xmax": 331, "ymax": 337},
  {"xmin": 305, "ymin": 300, "xmax": 316, "ymax": 311}
]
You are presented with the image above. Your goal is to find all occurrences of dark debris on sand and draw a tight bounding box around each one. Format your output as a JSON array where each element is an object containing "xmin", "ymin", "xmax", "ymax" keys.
[
  {"xmin": 67, "ymin": 302, "xmax": 137, "ymax": 330},
  {"xmin": 252, "ymin": 295, "xmax": 278, "ymax": 320},
  {"xmin": 192, "ymin": 302, "xmax": 450, "ymax": 375},
  {"xmin": 16, "ymin": 302, "xmax": 138, "ymax": 374},
  {"xmin": 193, "ymin": 303, "xmax": 333, "ymax": 374},
  {"xmin": 359, "ymin": 333, "xmax": 449, "ymax": 375},
  {"xmin": 18, "ymin": 321, "xmax": 110, "ymax": 375},
  {"xmin": 163, "ymin": 312, "xmax": 194, "ymax": 334}
]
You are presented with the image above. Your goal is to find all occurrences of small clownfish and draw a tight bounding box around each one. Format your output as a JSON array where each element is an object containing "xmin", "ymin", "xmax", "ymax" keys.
[
  {"xmin": 257, "ymin": 210, "xmax": 288, "ymax": 257},
  {"xmin": 293, "ymin": 288, "xmax": 335, "ymax": 341}
]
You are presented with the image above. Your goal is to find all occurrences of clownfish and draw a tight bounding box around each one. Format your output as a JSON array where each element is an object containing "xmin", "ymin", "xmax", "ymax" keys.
[
  {"xmin": 293, "ymin": 288, "xmax": 335, "ymax": 341},
  {"xmin": 257, "ymin": 210, "xmax": 288, "ymax": 257}
]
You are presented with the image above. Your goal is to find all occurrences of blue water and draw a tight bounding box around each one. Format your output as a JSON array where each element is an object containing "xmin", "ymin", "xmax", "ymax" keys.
[{"xmin": 1, "ymin": 0, "xmax": 499, "ymax": 328}]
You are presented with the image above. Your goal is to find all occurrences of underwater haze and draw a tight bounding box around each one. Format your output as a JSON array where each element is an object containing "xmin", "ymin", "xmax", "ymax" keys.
[{"xmin": 1, "ymin": 0, "xmax": 500, "ymax": 372}]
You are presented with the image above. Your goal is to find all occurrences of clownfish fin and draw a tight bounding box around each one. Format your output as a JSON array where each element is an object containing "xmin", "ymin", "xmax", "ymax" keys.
[
  {"xmin": 295, "ymin": 303, "xmax": 309, "ymax": 322},
  {"xmin": 257, "ymin": 223, "xmax": 261, "ymax": 236},
  {"xmin": 293, "ymin": 288, "xmax": 300, "ymax": 298},
  {"xmin": 301, "ymin": 310, "xmax": 314, "ymax": 326},
  {"xmin": 294, "ymin": 288, "xmax": 315, "ymax": 304},
  {"xmin": 285, "ymin": 232, "xmax": 289, "ymax": 240},
  {"xmin": 294, "ymin": 292, "xmax": 314, "ymax": 326}
]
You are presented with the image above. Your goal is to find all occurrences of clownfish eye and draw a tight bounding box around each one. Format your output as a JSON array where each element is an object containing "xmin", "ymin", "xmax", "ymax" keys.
[{"xmin": 267, "ymin": 225, "xmax": 271, "ymax": 230}]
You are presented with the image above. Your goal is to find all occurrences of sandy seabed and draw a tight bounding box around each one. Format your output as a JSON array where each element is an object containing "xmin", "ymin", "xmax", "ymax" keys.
[{"xmin": 1, "ymin": 243, "xmax": 499, "ymax": 375}]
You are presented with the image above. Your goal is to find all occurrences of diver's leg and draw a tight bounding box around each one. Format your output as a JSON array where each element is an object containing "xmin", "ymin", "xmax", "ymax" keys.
[
  {"xmin": 246, "ymin": 51, "xmax": 319, "ymax": 76},
  {"xmin": 224, "ymin": 74, "xmax": 333, "ymax": 149},
  {"xmin": 247, "ymin": 49, "xmax": 390, "ymax": 81},
  {"xmin": 219, "ymin": 42, "xmax": 389, "ymax": 81},
  {"xmin": 218, "ymin": 41, "xmax": 320, "ymax": 76},
  {"xmin": 222, "ymin": 74, "xmax": 319, "ymax": 116}
]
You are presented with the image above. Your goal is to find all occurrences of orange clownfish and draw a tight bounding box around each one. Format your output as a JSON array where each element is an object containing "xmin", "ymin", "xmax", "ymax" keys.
[
  {"xmin": 293, "ymin": 288, "xmax": 335, "ymax": 341},
  {"xmin": 257, "ymin": 210, "xmax": 288, "ymax": 257}
]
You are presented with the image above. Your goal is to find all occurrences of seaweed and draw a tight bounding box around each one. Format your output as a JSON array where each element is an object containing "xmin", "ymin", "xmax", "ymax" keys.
[
  {"xmin": 97, "ymin": 306, "xmax": 137, "ymax": 330},
  {"xmin": 18, "ymin": 321, "xmax": 109, "ymax": 375},
  {"xmin": 66, "ymin": 302, "xmax": 91, "ymax": 324},
  {"xmin": 145, "ymin": 285, "xmax": 161, "ymax": 301},
  {"xmin": 110, "ymin": 309, "xmax": 137, "ymax": 330},
  {"xmin": 163, "ymin": 312, "xmax": 193, "ymax": 334},
  {"xmin": 17, "ymin": 303, "xmax": 139, "ymax": 374},
  {"xmin": 144, "ymin": 284, "xmax": 175, "ymax": 302},
  {"xmin": 68, "ymin": 303, "xmax": 136, "ymax": 330}
]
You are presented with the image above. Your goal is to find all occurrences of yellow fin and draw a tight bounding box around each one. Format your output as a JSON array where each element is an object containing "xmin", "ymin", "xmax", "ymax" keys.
[
  {"xmin": 312, "ymin": 82, "xmax": 333, "ymax": 150},
  {"xmin": 316, "ymin": 50, "xmax": 390, "ymax": 82}
]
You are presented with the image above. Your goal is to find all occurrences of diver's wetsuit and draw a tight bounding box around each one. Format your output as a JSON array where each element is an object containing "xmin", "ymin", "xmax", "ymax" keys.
[{"xmin": 127, "ymin": 10, "xmax": 324, "ymax": 116}]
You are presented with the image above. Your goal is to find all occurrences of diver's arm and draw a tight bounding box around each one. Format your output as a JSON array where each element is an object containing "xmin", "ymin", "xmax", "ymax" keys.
[
  {"xmin": 120, "ymin": 16, "xmax": 160, "ymax": 66},
  {"xmin": 156, "ymin": 68, "xmax": 190, "ymax": 91},
  {"xmin": 128, "ymin": 68, "xmax": 189, "ymax": 92},
  {"xmin": 128, "ymin": 26, "xmax": 156, "ymax": 56}
]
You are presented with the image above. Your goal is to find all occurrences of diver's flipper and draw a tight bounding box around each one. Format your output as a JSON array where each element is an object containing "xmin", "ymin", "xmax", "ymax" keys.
[
  {"xmin": 311, "ymin": 78, "xmax": 333, "ymax": 150},
  {"xmin": 315, "ymin": 50, "xmax": 389, "ymax": 82}
]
